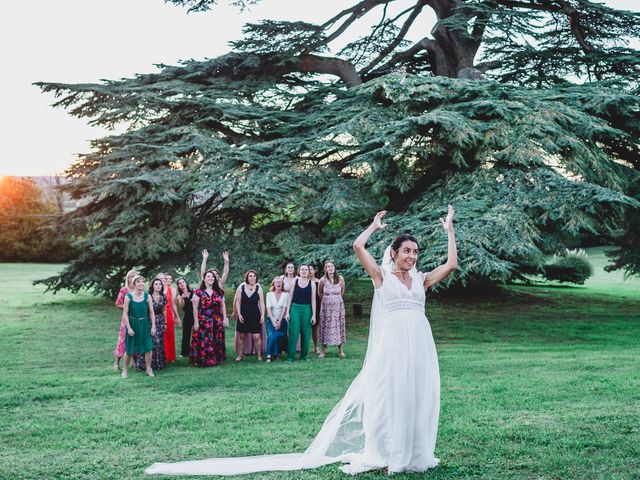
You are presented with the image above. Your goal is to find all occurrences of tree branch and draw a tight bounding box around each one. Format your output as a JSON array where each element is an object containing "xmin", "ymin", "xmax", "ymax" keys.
[
  {"xmin": 365, "ymin": 36, "xmax": 437, "ymax": 78},
  {"xmin": 295, "ymin": 55, "xmax": 363, "ymax": 86},
  {"xmin": 320, "ymin": 0, "xmax": 391, "ymax": 30},
  {"xmin": 360, "ymin": 0, "xmax": 429, "ymax": 76},
  {"xmin": 491, "ymin": 0, "xmax": 561, "ymax": 13},
  {"xmin": 556, "ymin": 0, "xmax": 595, "ymax": 53},
  {"xmin": 304, "ymin": 0, "xmax": 393, "ymax": 53},
  {"xmin": 474, "ymin": 59, "xmax": 502, "ymax": 72}
]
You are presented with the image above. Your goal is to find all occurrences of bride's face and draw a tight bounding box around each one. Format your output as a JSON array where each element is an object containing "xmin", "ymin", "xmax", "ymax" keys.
[{"xmin": 392, "ymin": 240, "xmax": 418, "ymax": 271}]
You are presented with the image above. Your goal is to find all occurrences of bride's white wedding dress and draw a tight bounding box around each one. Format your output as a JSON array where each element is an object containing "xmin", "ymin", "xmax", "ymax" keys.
[{"xmin": 147, "ymin": 251, "xmax": 440, "ymax": 476}]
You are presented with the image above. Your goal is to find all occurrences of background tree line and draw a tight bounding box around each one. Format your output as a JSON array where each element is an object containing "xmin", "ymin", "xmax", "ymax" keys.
[{"xmin": 0, "ymin": 176, "xmax": 72, "ymax": 263}]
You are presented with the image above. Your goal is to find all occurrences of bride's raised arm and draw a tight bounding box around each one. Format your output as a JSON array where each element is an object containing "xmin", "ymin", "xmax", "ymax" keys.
[
  {"xmin": 353, "ymin": 210, "xmax": 387, "ymax": 289},
  {"xmin": 423, "ymin": 205, "xmax": 458, "ymax": 290}
]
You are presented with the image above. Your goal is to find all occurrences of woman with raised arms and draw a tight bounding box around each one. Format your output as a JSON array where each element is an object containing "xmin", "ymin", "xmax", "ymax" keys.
[{"xmin": 147, "ymin": 206, "xmax": 458, "ymax": 475}]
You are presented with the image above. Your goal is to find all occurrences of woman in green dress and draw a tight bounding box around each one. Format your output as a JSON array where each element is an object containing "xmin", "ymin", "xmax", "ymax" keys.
[{"xmin": 122, "ymin": 275, "xmax": 157, "ymax": 378}]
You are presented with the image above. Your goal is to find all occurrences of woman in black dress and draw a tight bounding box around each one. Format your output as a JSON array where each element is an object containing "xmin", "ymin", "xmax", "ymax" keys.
[
  {"xmin": 176, "ymin": 277, "xmax": 194, "ymax": 357},
  {"xmin": 234, "ymin": 270, "xmax": 265, "ymax": 362}
]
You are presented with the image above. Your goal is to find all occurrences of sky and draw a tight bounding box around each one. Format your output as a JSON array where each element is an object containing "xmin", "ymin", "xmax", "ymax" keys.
[{"xmin": 0, "ymin": 0, "xmax": 637, "ymax": 177}]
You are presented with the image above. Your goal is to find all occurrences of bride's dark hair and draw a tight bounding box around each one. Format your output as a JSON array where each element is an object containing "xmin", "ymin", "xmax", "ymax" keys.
[{"xmin": 390, "ymin": 233, "xmax": 419, "ymax": 254}]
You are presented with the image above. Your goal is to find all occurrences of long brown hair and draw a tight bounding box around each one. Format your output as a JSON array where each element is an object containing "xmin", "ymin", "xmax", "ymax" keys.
[{"xmin": 323, "ymin": 260, "xmax": 340, "ymax": 284}]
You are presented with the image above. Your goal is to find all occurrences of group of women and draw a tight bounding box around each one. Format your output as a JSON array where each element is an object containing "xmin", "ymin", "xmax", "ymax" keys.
[
  {"xmin": 233, "ymin": 260, "xmax": 346, "ymax": 363},
  {"xmin": 146, "ymin": 206, "xmax": 458, "ymax": 476},
  {"xmin": 113, "ymin": 251, "xmax": 347, "ymax": 377}
]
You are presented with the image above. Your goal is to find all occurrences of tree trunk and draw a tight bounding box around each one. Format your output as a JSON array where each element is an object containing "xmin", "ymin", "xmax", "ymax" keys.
[{"xmin": 428, "ymin": 0, "xmax": 483, "ymax": 79}]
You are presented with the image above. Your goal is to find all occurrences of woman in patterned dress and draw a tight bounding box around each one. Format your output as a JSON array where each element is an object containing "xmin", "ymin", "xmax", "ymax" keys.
[
  {"xmin": 318, "ymin": 261, "xmax": 346, "ymax": 359},
  {"xmin": 113, "ymin": 269, "xmax": 138, "ymax": 371},
  {"xmin": 136, "ymin": 278, "xmax": 168, "ymax": 371},
  {"xmin": 190, "ymin": 270, "xmax": 228, "ymax": 367}
]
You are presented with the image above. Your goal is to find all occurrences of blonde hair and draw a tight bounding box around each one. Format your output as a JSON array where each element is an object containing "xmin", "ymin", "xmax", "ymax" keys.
[
  {"xmin": 132, "ymin": 274, "xmax": 145, "ymax": 286},
  {"xmin": 125, "ymin": 270, "xmax": 138, "ymax": 288}
]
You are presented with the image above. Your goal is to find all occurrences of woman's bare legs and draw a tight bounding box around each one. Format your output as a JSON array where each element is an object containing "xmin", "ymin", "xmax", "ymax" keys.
[
  {"xmin": 252, "ymin": 333, "xmax": 263, "ymax": 361},
  {"xmin": 144, "ymin": 351, "xmax": 154, "ymax": 377},
  {"xmin": 236, "ymin": 332, "xmax": 246, "ymax": 361}
]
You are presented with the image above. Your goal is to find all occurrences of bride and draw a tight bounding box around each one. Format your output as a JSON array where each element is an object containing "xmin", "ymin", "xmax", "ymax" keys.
[{"xmin": 147, "ymin": 206, "xmax": 458, "ymax": 476}]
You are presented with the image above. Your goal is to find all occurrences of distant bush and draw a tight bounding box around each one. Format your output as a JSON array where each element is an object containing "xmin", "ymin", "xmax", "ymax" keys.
[{"xmin": 544, "ymin": 249, "xmax": 593, "ymax": 285}]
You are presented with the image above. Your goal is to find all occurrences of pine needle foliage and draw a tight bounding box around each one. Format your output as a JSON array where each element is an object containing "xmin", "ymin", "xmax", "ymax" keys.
[{"xmin": 37, "ymin": 0, "xmax": 640, "ymax": 295}]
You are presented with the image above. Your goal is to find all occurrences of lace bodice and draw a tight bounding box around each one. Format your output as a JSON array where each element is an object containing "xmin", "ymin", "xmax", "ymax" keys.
[{"xmin": 380, "ymin": 271, "xmax": 425, "ymax": 313}]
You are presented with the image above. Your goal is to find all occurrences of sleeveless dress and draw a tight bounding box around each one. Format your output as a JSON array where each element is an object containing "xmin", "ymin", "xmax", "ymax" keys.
[
  {"xmin": 136, "ymin": 294, "xmax": 167, "ymax": 371},
  {"xmin": 147, "ymin": 268, "xmax": 440, "ymax": 475},
  {"xmin": 114, "ymin": 286, "xmax": 129, "ymax": 358},
  {"xmin": 180, "ymin": 291, "xmax": 194, "ymax": 357},
  {"xmin": 234, "ymin": 283, "xmax": 267, "ymax": 355},
  {"xmin": 237, "ymin": 284, "xmax": 261, "ymax": 334},
  {"xmin": 125, "ymin": 292, "xmax": 153, "ymax": 355},
  {"xmin": 164, "ymin": 287, "xmax": 176, "ymax": 362},
  {"xmin": 190, "ymin": 288, "xmax": 226, "ymax": 367},
  {"xmin": 319, "ymin": 281, "xmax": 346, "ymax": 345}
]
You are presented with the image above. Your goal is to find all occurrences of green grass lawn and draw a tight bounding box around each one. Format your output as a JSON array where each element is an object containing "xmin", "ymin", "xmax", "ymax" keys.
[{"xmin": 0, "ymin": 258, "xmax": 638, "ymax": 480}]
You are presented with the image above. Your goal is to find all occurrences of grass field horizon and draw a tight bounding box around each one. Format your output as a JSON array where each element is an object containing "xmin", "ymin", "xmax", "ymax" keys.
[{"xmin": 1, "ymin": 247, "xmax": 638, "ymax": 479}]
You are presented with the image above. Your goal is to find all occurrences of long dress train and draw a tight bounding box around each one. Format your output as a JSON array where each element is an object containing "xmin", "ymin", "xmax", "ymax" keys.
[{"xmin": 147, "ymin": 249, "xmax": 440, "ymax": 475}]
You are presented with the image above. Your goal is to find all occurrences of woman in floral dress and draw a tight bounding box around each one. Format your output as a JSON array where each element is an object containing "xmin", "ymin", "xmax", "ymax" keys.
[
  {"xmin": 136, "ymin": 278, "xmax": 168, "ymax": 371},
  {"xmin": 190, "ymin": 270, "xmax": 228, "ymax": 367},
  {"xmin": 318, "ymin": 260, "xmax": 346, "ymax": 358}
]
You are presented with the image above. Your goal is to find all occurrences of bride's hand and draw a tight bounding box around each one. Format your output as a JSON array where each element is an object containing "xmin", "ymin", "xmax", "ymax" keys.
[
  {"xmin": 440, "ymin": 205, "xmax": 455, "ymax": 233},
  {"xmin": 372, "ymin": 211, "xmax": 388, "ymax": 231}
]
